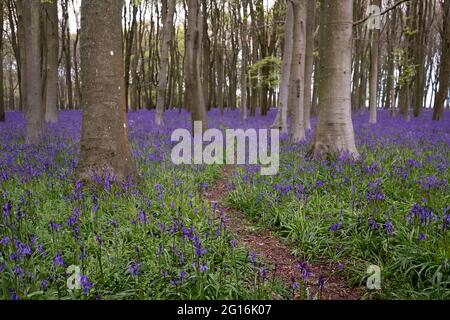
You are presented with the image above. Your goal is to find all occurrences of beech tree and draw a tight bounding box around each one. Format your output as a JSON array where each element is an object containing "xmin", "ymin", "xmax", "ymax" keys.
[
  {"xmin": 77, "ymin": 0, "xmax": 137, "ymax": 182},
  {"xmin": 155, "ymin": 0, "xmax": 175, "ymax": 126},
  {"xmin": 185, "ymin": 0, "xmax": 208, "ymax": 132},
  {"xmin": 433, "ymin": 0, "xmax": 450, "ymax": 121},
  {"xmin": 289, "ymin": 0, "xmax": 307, "ymax": 143},
  {"xmin": 309, "ymin": 0, "xmax": 359, "ymax": 158}
]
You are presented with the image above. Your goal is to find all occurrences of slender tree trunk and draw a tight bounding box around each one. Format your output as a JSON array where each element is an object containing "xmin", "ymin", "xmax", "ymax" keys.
[
  {"xmin": 22, "ymin": 0, "xmax": 44, "ymax": 144},
  {"xmin": 272, "ymin": 1, "xmax": 293, "ymax": 133},
  {"xmin": 78, "ymin": 0, "xmax": 137, "ymax": 182},
  {"xmin": 369, "ymin": 0, "xmax": 381, "ymax": 124},
  {"xmin": 155, "ymin": 0, "xmax": 175, "ymax": 125},
  {"xmin": 185, "ymin": 0, "xmax": 208, "ymax": 132},
  {"xmin": 433, "ymin": 0, "xmax": 450, "ymax": 121},
  {"xmin": 240, "ymin": 1, "xmax": 249, "ymax": 120},
  {"xmin": 62, "ymin": 0, "xmax": 74, "ymax": 110},
  {"xmin": 289, "ymin": 0, "xmax": 307, "ymax": 143},
  {"xmin": 43, "ymin": 0, "xmax": 59, "ymax": 123},
  {"xmin": 16, "ymin": 0, "xmax": 26, "ymax": 113},
  {"xmin": 309, "ymin": 0, "xmax": 359, "ymax": 158},
  {"xmin": 0, "ymin": 0, "xmax": 4, "ymax": 122},
  {"xmin": 303, "ymin": 0, "xmax": 315, "ymax": 130}
]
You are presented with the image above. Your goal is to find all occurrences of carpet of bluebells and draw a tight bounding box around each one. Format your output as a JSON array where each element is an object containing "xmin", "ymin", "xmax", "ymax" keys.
[
  {"xmin": 227, "ymin": 110, "xmax": 450, "ymax": 299},
  {"xmin": 0, "ymin": 109, "xmax": 449, "ymax": 300},
  {"xmin": 0, "ymin": 110, "xmax": 285, "ymax": 300}
]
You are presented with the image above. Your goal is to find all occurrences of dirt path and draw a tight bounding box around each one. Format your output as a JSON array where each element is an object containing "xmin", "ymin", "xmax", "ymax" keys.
[{"xmin": 204, "ymin": 166, "xmax": 363, "ymax": 300}]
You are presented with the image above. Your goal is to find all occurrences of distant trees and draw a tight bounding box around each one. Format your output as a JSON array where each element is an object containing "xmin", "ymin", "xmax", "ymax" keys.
[
  {"xmin": 77, "ymin": 0, "xmax": 137, "ymax": 182},
  {"xmin": 0, "ymin": 0, "xmax": 448, "ymax": 131}
]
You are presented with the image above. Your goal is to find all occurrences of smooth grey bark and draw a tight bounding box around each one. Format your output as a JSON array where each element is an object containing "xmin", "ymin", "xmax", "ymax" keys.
[
  {"xmin": 303, "ymin": 0, "xmax": 315, "ymax": 130},
  {"xmin": 43, "ymin": 0, "xmax": 59, "ymax": 123},
  {"xmin": 185, "ymin": 0, "xmax": 208, "ymax": 132},
  {"xmin": 309, "ymin": 0, "xmax": 359, "ymax": 158},
  {"xmin": 0, "ymin": 0, "xmax": 4, "ymax": 122},
  {"xmin": 78, "ymin": 0, "xmax": 137, "ymax": 182},
  {"xmin": 272, "ymin": 1, "xmax": 293, "ymax": 134},
  {"xmin": 369, "ymin": 0, "xmax": 381, "ymax": 124},
  {"xmin": 156, "ymin": 0, "xmax": 175, "ymax": 125},
  {"xmin": 240, "ymin": 1, "xmax": 249, "ymax": 120},
  {"xmin": 433, "ymin": 0, "xmax": 450, "ymax": 121},
  {"xmin": 23, "ymin": 0, "xmax": 44, "ymax": 144},
  {"xmin": 289, "ymin": 0, "xmax": 307, "ymax": 143}
]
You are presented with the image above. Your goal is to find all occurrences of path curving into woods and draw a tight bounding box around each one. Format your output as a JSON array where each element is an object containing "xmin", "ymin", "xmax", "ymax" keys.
[{"xmin": 204, "ymin": 166, "xmax": 364, "ymax": 300}]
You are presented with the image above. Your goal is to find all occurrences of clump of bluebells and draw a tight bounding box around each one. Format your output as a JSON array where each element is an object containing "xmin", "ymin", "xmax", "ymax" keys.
[
  {"xmin": 228, "ymin": 110, "xmax": 450, "ymax": 299},
  {"xmin": 0, "ymin": 110, "xmax": 283, "ymax": 300}
]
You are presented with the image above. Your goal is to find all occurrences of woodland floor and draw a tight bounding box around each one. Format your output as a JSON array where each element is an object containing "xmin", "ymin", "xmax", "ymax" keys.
[{"xmin": 204, "ymin": 165, "xmax": 364, "ymax": 300}]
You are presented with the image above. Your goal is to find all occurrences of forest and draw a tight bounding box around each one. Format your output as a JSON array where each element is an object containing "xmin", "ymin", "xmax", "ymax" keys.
[{"xmin": 0, "ymin": 0, "xmax": 449, "ymax": 301}]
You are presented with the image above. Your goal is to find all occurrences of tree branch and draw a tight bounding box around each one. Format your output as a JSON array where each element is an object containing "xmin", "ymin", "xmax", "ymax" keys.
[{"xmin": 353, "ymin": 0, "xmax": 410, "ymax": 26}]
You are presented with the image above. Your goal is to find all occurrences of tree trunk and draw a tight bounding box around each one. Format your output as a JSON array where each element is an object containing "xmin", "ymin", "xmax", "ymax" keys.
[
  {"xmin": 0, "ymin": 0, "xmax": 4, "ymax": 122},
  {"xmin": 433, "ymin": 0, "xmax": 450, "ymax": 121},
  {"xmin": 78, "ymin": 0, "xmax": 137, "ymax": 182},
  {"xmin": 272, "ymin": 1, "xmax": 293, "ymax": 133},
  {"xmin": 303, "ymin": 0, "xmax": 315, "ymax": 130},
  {"xmin": 185, "ymin": 0, "xmax": 208, "ymax": 132},
  {"xmin": 369, "ymin": 0, "xmax": 381, "ymax": 124},
  {"xmin": 289, "ymin": 0, "xmax": 307, "ymax": 143},
  {"xmin": 22, "ymin": 0, "xmax": 44, "ymax": 144},
  {"xmin": 240, "ymin": 1, "xmax": 249, "ymax": 120},
  {"xmin": 16, "ymin": 0, "xmax": 27, "ymax": 113},
  {"xmin": 309, "ymin": 0, "xmax": 359, "ymax": 159},
  {"xmin": 155, "ymin": 0, "xmax": 175, "ymax": 125},
  {"xmin": 43, "ymin": 0, "xmax": 59, "ymax": 123}
]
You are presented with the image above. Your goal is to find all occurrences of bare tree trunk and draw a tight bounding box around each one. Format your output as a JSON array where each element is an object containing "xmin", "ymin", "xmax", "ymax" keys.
[
  {"xmin": 16, "ymin": 0, "xmax": 27, "ymax": 113},
  {"xmin": 78, "ymin": 0, "xmax": 137, "ymax": 182},
  {"xmin": 433, "ymin": 0, "xmax": 450, "ymax": 121},
  {"xmin": 43, "ymin": 0, "xmax": 59, "ymax": 123},
  {"xmin": 309, "ymin": 0, "xmax": 359, "ymax": 158},
  {"xmin": 185, "ymin": 0, "xmax": 208, "ymax": 132},
  {"xmin": 289, "ymin": 0, "xmax": 307, "ymax": 143},
  {"xmin": 272, "ymin": 1, "xmax": 293, "ymax": 133},
  {"xmin": 156, "ymin": 0, "xmax": 175, "ymax": 125},
  {"xmin": 369, "ymin": 0, "xmax": 381, "ymax": 124},
  {"xmin": 0, "ymin": 0, "xmax": 4, "ymax": 122},
  {"xmin": 22, "ymin": 0, "xmax": 44, "ymax": 144},
  {"xmin": 240, "ymin": 1, "xmax": 249, "ymax": 120},
  {"xmin": 303, "ymin": 0, "xmax": 315, "ymax": 130},
  {"xmin": 62, "ymin": 0, "xmax": 74, "ymax": 110}
]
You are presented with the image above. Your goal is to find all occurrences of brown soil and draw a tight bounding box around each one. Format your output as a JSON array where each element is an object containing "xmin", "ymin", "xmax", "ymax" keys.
[{"xmin": 203, "ymin": 166, "xmax": 364, "ymax": 300}]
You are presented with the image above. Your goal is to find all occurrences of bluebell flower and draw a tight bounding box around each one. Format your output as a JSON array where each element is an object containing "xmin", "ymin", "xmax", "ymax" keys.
[
  {"xmin": 53, "ymin": 252, "xmax": 65, "ymax": 267},
  {"xmin": 79, "ymin": 275, "xmax": 94, "ymax": 295},
  {"xmin": 128, "ymin": 261, "xmax": 141, "ymax": 277}
]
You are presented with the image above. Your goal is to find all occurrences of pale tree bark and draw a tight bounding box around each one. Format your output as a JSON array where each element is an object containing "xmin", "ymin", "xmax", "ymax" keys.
[
  {"xmin": 272, "ymin": 1, "xmax": 294, "ymax": 134},
  {"xmin": 309, "ymin": 0, "xmax": 359, "ymax": 158},
  {"xmin": 43, "ymin": 0, "xmax": 59, "ymax": 123},
  {"xmin": 369, "ymin": 0, "xmax": 381, "ymax": 124},
  {"xmin": 239, "ymin": 1, "xmax": 249, "ymax": 120},
  {"xmin": 78, "ymin": 0, "xmax": 137, "ymax": 182},
  {"xmin": 289, "ymin": 0, "xmax": 307, "ymax": 143},
  {"xmin": 0, "ymin": 0, "xmax": 4, "ymax": 122},
  {"xmin": 16, "ymin": 0, "xmax": 27, "ymax": 113},
  {"xmin": 156, "ymin": 0, "xmax": 175, "ymax": 126},
  {"xmin": 185, "ymin": 0, "xmax": 208, "ymax": 132},
  {"xmin": 303, "ymin": 0, "xmax": 315, "ymax": 130},
  {"xmin": 22, "ymin": 0, "xmax": 44, "ymax": 144},
  {"xmin": 433, "ymin": 0, "xmax": 450, "ymax": 121}
]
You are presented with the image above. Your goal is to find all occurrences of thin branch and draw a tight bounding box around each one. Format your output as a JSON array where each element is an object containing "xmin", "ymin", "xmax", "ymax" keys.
[{"xmin": 353, "ymin": 0, "xmax": 410, "ymax": 26}]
